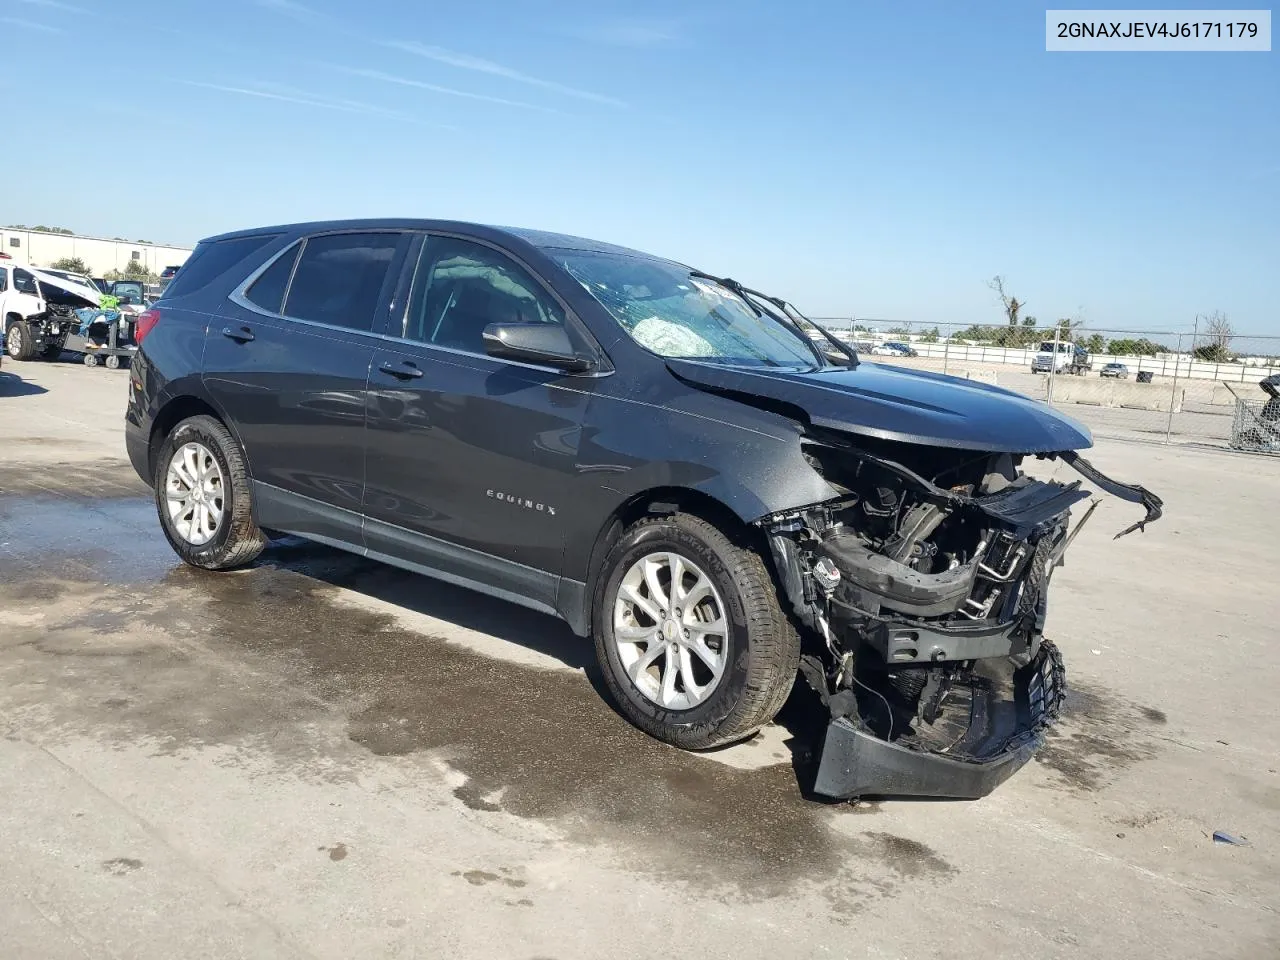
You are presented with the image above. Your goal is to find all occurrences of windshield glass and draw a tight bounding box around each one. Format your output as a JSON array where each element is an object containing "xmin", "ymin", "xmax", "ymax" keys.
[
  {"xmin": 551, "ymin": 251, "xmax": 820, "ymax": 368},
  {"xmin": 1038, "ymin": 341, "xmax": 1072, "ymax": 353}
]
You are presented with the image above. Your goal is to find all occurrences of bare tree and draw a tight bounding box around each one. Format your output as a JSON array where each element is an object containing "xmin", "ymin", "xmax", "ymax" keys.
[
  {"xmin": 1204, "ymin": 310, "xmax": 1234, "ymax": 350},
  {"xmin": 1192, "ymin": 311, "xmax": 1235, "ymax": 362},
  {"xmin": 988, "ymin": 275, "xmax": 1026, "ymax": 326}
]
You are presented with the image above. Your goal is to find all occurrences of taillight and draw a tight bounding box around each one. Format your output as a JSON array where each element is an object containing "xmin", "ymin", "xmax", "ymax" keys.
[{"xmin": 135, "ymin": 308, "xmax": 161, "ymax": 343}]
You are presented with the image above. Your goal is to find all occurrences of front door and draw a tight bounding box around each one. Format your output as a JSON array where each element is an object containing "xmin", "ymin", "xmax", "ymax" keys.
[
  {"xmin": 363, "ymin": 235, "xmax": 590, "ymax": 611},
  {"xmin": 202, "ymin": 231, "xmax": 411, "ymax": 541}
]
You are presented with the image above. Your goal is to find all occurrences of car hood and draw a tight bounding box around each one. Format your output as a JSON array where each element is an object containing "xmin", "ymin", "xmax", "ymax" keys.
[
  {"xmin": 29, "ymin": 268, "xmax": 100, "ymax": 308},
  {"xmin": 665, "ymin": 358, "xmax": 1093, "ymax": 453}
]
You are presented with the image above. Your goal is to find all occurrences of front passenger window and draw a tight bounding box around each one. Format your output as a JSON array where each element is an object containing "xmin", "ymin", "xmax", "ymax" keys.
[{"xmin": 402, "ymin": 237, "xmax": 565, "ymax": 354}]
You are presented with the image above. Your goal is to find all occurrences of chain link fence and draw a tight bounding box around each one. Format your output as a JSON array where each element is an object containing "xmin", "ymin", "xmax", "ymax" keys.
[{"xmin": 805, "ymin": 318, "xmax": 1280, "ymax": 453}]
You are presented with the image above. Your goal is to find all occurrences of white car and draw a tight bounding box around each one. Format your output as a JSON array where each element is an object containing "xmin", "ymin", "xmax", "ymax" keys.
[{"xmin": 1, "ymin": 262, "xmax": 101, "ymax": 361}]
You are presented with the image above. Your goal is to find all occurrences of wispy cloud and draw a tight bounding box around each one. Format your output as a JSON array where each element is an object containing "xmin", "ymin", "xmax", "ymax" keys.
[
  {"xmin": 179, "ymin": 79, "xmax": 447, "ymax": 126},
  {"xmin": 0, "ymin": 15, "xmax": 61, "ymax": 31},
  {"xmin": 332, "ymin": 66, "xmax": 562, "ymax": 114},
  {"xmin": 568, "ymin": 18, "xmax": 683, "ymax": 48},
  {"xmin": 385, "ymin": 41, "xmax": 624, "ymax": 107},
  {"xmin": 6, "ymin": 0, "xmax": 86, "ymax": 10},
  {"xmin": 253, "ymin": 0, "xmax": 326, "ymax": 22}
]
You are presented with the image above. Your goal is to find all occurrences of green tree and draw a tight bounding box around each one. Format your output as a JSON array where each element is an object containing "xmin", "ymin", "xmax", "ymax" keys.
[
  {"xmin": 1108, "ymin": 338, "xmax": 1166, "ymax": 357},
  {"xmin": 921, "ymin": 327, "xmax": 940, "ymax": 343},
  {"xmin": 1083, "ymin": 333, "xmax": 1106, "ymax": 354},
  {"xmin": 1192, "ymin": 343, "xmax": 1232, "ymax": 362},
  {"xmin": 122, "ymin": 260, "xmax": 158, "ymax": 281},
  {"xmin": 48, "ymin": 257, "xmax": 92, "ymax": 275}
]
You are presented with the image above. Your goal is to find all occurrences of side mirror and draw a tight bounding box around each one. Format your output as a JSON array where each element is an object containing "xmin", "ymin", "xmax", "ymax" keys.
[{"xmin": 482, "ymin": 322, "xmax": 593, "ymax": 372}]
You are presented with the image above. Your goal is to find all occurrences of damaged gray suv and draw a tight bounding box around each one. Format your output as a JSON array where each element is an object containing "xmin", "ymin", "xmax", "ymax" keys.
[{"xmin": 125, "ymin": 220, "xmax": 1162, "ymax": 800}]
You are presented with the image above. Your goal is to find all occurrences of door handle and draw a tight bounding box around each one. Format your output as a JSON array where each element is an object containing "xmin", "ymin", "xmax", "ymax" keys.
[
  {"xmin": 378, "ymin": 360, "xmax": 424, "ymax": 380},
  {"xmin": 222, "ymin": 326, "xmax": 255, "ymax": 343}
]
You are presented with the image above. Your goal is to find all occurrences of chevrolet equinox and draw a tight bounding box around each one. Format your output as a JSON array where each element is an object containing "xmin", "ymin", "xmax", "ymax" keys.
[{"xmin": 125, "ymin": 220, "xmax": 1163, "ymax": 800}]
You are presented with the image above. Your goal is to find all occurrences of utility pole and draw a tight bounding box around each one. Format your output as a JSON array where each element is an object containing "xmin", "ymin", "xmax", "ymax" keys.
[{"xmin": 1046, "ymin": 321, "xmax": 1062, "ymax": 405}]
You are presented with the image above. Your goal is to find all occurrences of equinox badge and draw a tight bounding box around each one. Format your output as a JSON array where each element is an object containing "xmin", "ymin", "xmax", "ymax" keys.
[{"xmin": 487, "ymin": 489, "xmax": 556, "ymax": 516}]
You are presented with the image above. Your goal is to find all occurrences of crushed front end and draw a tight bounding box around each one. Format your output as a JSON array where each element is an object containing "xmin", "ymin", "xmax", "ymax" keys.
[{"xmin": 763, "ymin": 430, "xmax": 1162, "ymax": 801}]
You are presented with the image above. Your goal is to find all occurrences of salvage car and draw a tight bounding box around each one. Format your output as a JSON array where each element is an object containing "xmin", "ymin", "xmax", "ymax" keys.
[
  {"xmin": 1, "ymin": 262, "xmax": 101, "ymax": 360},
  {"xmin": 124, "ymin": 220, "xmax": 1163, "ymax": 800}
]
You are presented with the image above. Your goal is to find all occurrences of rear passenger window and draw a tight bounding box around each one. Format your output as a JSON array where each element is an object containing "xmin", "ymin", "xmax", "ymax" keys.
[
  {"xmin": 245, "ymin": 244, "xmax": 299, "ymax": 314},
  {"xmin": 162, "ymin": 235, "xmax": 277, "ymax": 299},
  {"xmin": 283, "ymin": 233, "xmax": 402, "ymax": 332}
]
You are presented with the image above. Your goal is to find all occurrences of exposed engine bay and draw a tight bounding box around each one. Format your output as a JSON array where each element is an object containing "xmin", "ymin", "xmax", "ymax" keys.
[{"xmin": 761, "ymin": 429, "xmax": 1163, "ymax": 799}]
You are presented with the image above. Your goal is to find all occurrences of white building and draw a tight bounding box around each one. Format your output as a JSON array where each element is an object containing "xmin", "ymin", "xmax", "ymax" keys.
[{"xmin": 0, "ymin": 227, "xmax": 193, "ymax": 277}]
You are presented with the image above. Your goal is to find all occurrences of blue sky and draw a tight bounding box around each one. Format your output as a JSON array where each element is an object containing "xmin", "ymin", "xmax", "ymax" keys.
[{"xmin": 2, "ymin": 0, "xmax": 1276, "ymax": 333}]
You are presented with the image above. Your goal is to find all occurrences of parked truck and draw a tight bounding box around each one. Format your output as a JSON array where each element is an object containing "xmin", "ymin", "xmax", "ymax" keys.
[{"xmin": 1031, "ymin": 339, "xmax": 1076, "ymax": 374}]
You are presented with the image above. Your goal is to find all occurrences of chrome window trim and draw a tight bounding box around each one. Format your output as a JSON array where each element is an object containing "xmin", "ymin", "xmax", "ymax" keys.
[
  {"xmin": 227, "ymin": 232, "xmax": 610, "ymax": 378},
  {"xmin": 371, "ymin": 331, "xmax": 614, "ymax": 379},
  {"xmin": 229, "ymin": 230, "xmax": 403, "ymax": 331},
  {"xmin": 229, "ymin": 238, "xmax": 303, "ymax": 319}
]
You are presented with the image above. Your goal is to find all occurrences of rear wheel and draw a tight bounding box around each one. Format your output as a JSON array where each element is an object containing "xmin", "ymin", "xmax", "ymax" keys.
[
  {"xmin": 153, "ymin": 415, "xmax": 266, "ymax": 570},
  {"xmin": 593, "ymin": 514, "xmax": 800, "ymax": 750},
  {"xmin": 6, "ymin": 321, "xmax": 36, "ymax": 361}
]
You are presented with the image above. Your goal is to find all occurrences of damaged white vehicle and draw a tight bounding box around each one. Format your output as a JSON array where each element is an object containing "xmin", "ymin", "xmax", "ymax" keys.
[{"xmin": 1, "ymin": 262, "xmax": 102, "ymax": 361}]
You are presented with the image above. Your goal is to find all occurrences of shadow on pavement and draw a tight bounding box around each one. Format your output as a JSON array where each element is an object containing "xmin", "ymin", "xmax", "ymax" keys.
[{"xmin": 0, "ymin": 373, "xmax": 49, "ymax": 397}]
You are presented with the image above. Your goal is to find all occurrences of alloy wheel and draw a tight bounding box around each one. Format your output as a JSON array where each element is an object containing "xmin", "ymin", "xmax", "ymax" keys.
[
  {"xmin": 164, "ymin": 442, "xmax": 225, "ymax": 546},
  {"xmin": 612, "ymin": 551, "xmax": 728, "ymax": 710}
]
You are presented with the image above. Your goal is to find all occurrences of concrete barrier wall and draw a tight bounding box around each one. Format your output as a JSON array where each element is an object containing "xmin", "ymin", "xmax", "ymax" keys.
[{"xmin": 1050, "ymin": 378, "xmax": 1185, "ymax": 412}]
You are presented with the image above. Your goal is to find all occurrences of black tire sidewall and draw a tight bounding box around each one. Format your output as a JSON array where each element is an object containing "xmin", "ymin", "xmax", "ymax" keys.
[
  {"xmin": 153, "ymin": 417, "xmax": 242, "ymax": 567},
  {"xmin": 594, "ymin": 520, "xmax": 753, "ymax": 734}
]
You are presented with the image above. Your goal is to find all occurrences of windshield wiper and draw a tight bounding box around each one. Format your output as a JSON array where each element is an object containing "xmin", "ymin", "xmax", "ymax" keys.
[{"xmin": 688, "ymin": 271, "xmax": 858, "ymax": 369}]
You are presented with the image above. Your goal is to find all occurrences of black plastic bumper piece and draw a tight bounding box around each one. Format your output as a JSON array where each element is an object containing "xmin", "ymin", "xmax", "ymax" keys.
[
  {"xmin": 812, "ymin": 717, "xmax": 1038, "ymax": 800},
  {"xmin": 811, "ymin": 638, "xmax": 1065, "ymax": 801}
]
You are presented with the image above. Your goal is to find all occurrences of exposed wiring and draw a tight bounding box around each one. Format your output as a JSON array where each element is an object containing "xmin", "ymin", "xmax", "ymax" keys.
[
  {"xmin": 819, "ymin": 612, "xmax": 894, "ymax": 741},
  {"xmin": 851, "ymin": 673, "xmax": 895, "ymax": 742}
]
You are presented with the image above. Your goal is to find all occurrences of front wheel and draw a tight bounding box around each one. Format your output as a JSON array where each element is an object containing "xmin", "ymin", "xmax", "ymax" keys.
[
  {"xmin": 153, "ymin": 415, "xmax": 266, "ymax": 570},
  {"xmin": 6, "ymin": 321, "xmax": 36, "ymax": 361},
  {"xmin": 593, "ymin": 514, "xmax": 800, "ymax": 750}
]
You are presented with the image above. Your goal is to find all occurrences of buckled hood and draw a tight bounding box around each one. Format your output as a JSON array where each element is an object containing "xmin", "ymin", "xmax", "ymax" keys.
[
  {"xmin": 665, "ymin": 358, "xmax": 1093, "ymax": 453},
  {"xmin": 29, "ymin": 268, "xmax": 100, "ymax": 308}
]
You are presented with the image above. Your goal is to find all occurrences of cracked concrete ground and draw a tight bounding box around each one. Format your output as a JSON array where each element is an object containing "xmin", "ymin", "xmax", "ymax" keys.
[{"xmin": 2, "ymin": 360, "xmax": 1277, "ymax": 959}]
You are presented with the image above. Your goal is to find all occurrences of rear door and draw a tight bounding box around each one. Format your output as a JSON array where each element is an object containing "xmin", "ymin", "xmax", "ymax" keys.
[
  {"xmin": 203, "ymin": 230, "xmax": 411, "ymax": 542},
  {"xmin": 363, "ymin": 234, "xmax": 593, "ymax": 610}
]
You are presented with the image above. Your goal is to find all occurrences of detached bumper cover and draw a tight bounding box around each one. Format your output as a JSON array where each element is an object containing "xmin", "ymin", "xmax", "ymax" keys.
[
  {"xmin": 814, "ymin": 718, "xmax": 1036, "ymax": 800},
  {"xmin": 812, "ymin": 639, "xmax": 1066, "ymax": 801}
]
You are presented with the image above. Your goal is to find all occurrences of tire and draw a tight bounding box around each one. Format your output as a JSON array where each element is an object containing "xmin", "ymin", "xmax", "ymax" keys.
[
  {"xmin": 153, "ymin": 415, "xmax": 266, "ymax": 570},
  {"xmin": 592, "ymin": 513, "xmax": 801, "ymax": 750},
  {"xmin": 6, "ymin": 321, "xmax": 36, "ymax": 361}
]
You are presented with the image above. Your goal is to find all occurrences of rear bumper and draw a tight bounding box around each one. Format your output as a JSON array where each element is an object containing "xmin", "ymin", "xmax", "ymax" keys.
[
  {"xmin": 125, "ymin": 417, "xmax": 151, "ymax": 488},
  {"xmin": 812, "ymin": 639, "xmax": 1065, "ymax": 801}
]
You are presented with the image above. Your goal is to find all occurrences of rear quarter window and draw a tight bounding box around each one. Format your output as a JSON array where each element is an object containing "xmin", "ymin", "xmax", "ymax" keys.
[{"xmin": 160, "ymin": 234, "xmax": 279, "ymax": 300}]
